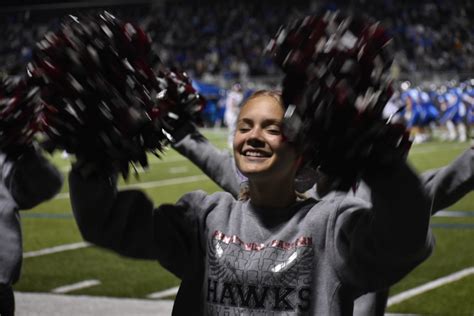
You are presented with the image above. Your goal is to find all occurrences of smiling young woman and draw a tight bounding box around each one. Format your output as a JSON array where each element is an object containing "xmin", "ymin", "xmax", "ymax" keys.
[
  {"xmin": 69, "ymin": 89, "xmax": 434, "ymax": 315},
  {"xmin": 233, "ymin": 91, "xmax": 302, "ymax": 208}
]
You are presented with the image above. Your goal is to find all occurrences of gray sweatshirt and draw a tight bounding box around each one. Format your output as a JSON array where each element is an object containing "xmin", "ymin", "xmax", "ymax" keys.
[
  {"xmin": 173, "ymin": 134, "xmax": 474, "ymax": 316},
  {"xmin": 0, "ymin": 148, "xmax": 63, "ymax": 285},
  {"xmin": 70, "ymin": 155, "xmax": 433, "ymax": 315}
]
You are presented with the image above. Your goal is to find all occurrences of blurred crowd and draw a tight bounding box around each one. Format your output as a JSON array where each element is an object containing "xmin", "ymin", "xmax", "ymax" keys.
[
  {"xmin": 349, "ymin": 0, "xmax": 474, "ymax": 74},
  {"xmin": 1, "ymin": 0, "xmax": 474, "ymax": 82},
  {"xmin": 2, "ymin": 0, "xmax": 474, "ymax": 139},
  {"xmin": 147, "ymin": 0, "xmax": 309, "ymax": 81}
]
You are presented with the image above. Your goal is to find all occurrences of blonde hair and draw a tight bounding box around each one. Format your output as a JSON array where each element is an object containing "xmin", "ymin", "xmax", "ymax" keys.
[
  {"xmin": 241, "ymin": 90, "xmax": 283, "ymax": 110},
  {"xmin": 238, "ymin": 182, "xmax": 250, "ymax": 201}
]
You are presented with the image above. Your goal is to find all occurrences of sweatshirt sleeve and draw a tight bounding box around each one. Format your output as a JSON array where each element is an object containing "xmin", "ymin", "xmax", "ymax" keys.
[
  {"xmin": 1, "ymin": 148, "xmax": 63, "ymax": 210},
  {"xmin": 0, "ymin": 185, "xmax": 22, "ymax": 284},
  {"xmin": 354, "ymin": 147, "xmax": 474, "ymax": 214},
  {"xmin": 330, "ymin": 161, "xmax": 434, "ymax": 292},
  {"xmin": 172, "ymin": 133, "xmax": 241, "ymax": 197},
  {"xmin": 69, "ymin": 168, "xmax": 207, "ymax": 278},
  {"xmin": 420, "ymin": 147, "xmax": 474, "ymax": 214}
]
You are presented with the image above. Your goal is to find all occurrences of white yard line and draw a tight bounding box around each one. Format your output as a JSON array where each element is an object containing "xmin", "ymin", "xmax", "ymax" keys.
[
  {"xmin": 51, "ymin": 280, "xmax": 101, "ymax": 294},
  {"xmin": 124, "ymin": 175, "xmax": 208, "ymax": 190},
  {"xmin": 15, "ymin": 291, "xmax": 174, "ymax": 316},
  {"xmin": 23, "ymin": 242, "xmax": 90, "ymax": 258},
  {"xmin": 387, "ymin": 266, "xmax": 474, "ymax": 307},
  {"xmin": 54, "ymin": 174, "xmax": 209, "ymax": 200},
  {"xmin": 169, "ymin": 166, "xmax": 188, "ymax": 174},
  {"xmin": 434, "ymin": 210, "xmax": 474, "ymax": 217},
  {"xmin": 147, "ymin": 286, "xmax": 180, "ymax": 299},
  {"xmin": 53, "ymin": 191, "xmax": 96, "ymax": 199}
]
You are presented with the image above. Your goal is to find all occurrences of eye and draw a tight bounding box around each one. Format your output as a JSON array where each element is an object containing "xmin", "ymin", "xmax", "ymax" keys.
[
  {"xmin": 266, "ymin": 124, "xmax": 282, "ymax": 135},
  {"xmin": 237, "ymin": 123, "xmax": 251, "ymax": 133}
]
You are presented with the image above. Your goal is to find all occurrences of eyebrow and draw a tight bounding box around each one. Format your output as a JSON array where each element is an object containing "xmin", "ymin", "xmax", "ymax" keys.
[{"xmin": 238, "ymin": 118, "xmax": 283, "ymax": 125}]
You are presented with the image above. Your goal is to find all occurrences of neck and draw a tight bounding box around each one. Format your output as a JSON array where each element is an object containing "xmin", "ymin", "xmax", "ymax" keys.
[{"xmin": 248, "ymin": 180, "xmax": 297, "ymax": 209}]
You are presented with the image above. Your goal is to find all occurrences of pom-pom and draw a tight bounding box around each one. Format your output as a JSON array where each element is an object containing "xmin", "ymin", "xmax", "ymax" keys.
[
  {"xmin": 0, "ymin": 76, "xmax": 41, "ymax": 156},
  {"xmin": 266, "ymin": 11, "xmax": 411, "ymax": 188},
  {"xmin": 155, "ymin": 69, "xmax": 205, "ymax": 142},
  {"xmin": 29, "ymin": 12, "xmax": 169, "ymax": 178}
]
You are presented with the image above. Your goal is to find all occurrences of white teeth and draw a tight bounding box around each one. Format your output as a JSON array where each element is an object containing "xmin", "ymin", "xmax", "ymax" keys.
[{"xmin": 245, "ymin": 151, "xmax": 265, "ymax": 157}]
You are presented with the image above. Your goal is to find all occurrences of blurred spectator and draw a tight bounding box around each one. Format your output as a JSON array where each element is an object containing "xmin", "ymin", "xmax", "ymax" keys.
[{"xmin": 224, "ymin": 82, "xmax": 244, "ymax": 149}]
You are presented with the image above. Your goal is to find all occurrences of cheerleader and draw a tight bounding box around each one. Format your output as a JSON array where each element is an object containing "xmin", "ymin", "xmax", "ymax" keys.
[{"xmin": 69, "ymin": 90, "xmax": 433, "ymax": 315}]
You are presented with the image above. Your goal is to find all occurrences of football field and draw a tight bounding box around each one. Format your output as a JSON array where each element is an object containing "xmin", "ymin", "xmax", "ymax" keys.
[{"xmin": 14, "ymin": 128, "xmax": 474, "ymax": 315}]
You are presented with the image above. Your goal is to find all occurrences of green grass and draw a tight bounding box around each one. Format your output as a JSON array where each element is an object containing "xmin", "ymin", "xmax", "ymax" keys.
[
  {"xmin": 387, "ymin": 228, "xmax": 474, "ymax": 315},
  {"xmin": 21, "ymin": 218, "xmax": 82, "ymax": 252},
  {"xmin": 16, "ymin": 247, "xmax": 180, "ymax": 297},
  {"xmin": 14, "ymin": 130, "xmax": 474, "ymax": 315},
  {"xmin": 389, "ymin": 274, "xmax": 474, "ymax": 315}
]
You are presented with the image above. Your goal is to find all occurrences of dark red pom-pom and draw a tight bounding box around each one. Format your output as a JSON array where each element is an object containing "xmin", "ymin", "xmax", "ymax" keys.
[
  {"xmin": 155, "ymin": 69, "xmax": 205, "ymax": 139},
  {"xmin": 0, "ymin": 76, "xmax": 41, "ymax": 154},
  {"xmin": 29, "ymin": 12, "xmax": 205, "ymax": 178},
  {"xmin": 29, "ymin": 12, "xmax": 165, "ymax": 178},
  {"xmin": 267, "ymin": 11, "xmax": 410, "ymax": 188}
]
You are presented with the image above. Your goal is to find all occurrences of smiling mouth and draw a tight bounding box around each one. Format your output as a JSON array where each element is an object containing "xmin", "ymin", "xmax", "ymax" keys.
[{"xmin": 242, "ymin": 149, "xmax": 271, "ymax": 158}]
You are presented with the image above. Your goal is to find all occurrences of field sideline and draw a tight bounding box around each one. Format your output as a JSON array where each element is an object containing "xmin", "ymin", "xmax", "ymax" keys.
[{"xmin": 13, "ymin": 128, "xmax": 474, "ymax": 315}]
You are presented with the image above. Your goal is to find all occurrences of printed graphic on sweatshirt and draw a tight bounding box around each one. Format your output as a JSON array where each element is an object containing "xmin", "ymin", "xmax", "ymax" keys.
[{"xmin": 206, "ymin": 230, "xmax": 314, "ymax": 315}]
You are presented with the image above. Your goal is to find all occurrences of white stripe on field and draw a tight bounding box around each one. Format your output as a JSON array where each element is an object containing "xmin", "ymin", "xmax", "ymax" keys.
[
  {"xmin": 147, "ymin": 286, "xmax": 180, "ymax": 299},
  {"xmin": 434, "ymin": 210, "xmax": 474, "ymax": 217},
  {"xmin": 123, "ymin": 175, "xmax": 208, "ymax": 189},
  {"xmin": 54, "ymin": 174, "xmax": 209, "ymax": 200},
  {"xmin": 169, "ymin": 166, "xmax": 188, "ymax": 174},
  {"xmin": 59, "ymin": 155, "xmax": 188, "ymax": 172},
  {"xmin": 387, "ymin": 266, "xmax": 474, "ymax": 306},
  {"xmin": 23, "ymin": 242, "xmax": 90, "ymax": 258},
  {"xmin": 51, "ymin": 279, "xmax": 101, "ymax": 294}
]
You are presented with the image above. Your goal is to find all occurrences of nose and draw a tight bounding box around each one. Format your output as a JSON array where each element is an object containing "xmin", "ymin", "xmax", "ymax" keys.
[{"xmin": 246, "ymin": 126, "xmax": 265, "ymax": 147}]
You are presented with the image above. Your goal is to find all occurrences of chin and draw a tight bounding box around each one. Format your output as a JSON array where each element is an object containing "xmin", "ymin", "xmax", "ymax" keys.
[
  {"xmin": 237, "ymin": 161, "xmax": 268, "ymax": 175},
  {"xmin": 239, "ymin": 167, "xmax": 272, "ymax": 182}
]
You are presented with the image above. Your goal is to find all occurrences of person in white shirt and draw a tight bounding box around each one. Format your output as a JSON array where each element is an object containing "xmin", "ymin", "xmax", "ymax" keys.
[{"xmin": 224, "ymin": 83, "xmax": 244, "ymax": 149}]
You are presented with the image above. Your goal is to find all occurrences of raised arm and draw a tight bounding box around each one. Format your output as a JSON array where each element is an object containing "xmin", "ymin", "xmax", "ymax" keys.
[
  {"xmin": 354, "ymin": 147, "xmax": 474, "ymax": 214},
  {"xmin": 421, "ymin": 147, "xmax": 474, "ymax": 213},
  {"xmin": 172, "ymin": 130, "xmax": 241, "ymax": 197},
  {"xmin": 367, "ymin": 162, "xmax": 432, "ymax": 257},
  {"xmin": 1, "ymin": 147, "xmax": 63, "ymax": 210},
  {"xmin": 68, "ymin": 167, "xmax": 205, "ymax": 278},
  {"xmin": 0, "ymin": 164, "xmax": 22, "ymax": 287},
  {"xmin": 334, "ymin": 161, "xmax": 434, "ymax": 291},
  {"xmin": 0, "ymin": 146, "xmax": 63, "ymax": 309}
]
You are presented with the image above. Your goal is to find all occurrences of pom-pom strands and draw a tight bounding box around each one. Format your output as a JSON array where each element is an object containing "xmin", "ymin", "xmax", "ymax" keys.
[
  {"xmin": 29, "ymin": 12, "xmax": 175, "ymax": 178},
  {"xmin": 0, "ymin": 76, "xmax": 40, "ymax": 154},
  {"xmin": 266, "ymin": 11, "xmax": 411, "ymax": 188},
  {"xmin": 155, "ymin": 69, "xmax": 205, "ymax": 139}
]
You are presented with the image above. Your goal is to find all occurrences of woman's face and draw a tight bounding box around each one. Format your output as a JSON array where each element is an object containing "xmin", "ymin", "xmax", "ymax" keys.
[{"xmin": 233, "ymin": 95, "xmax": 300, "ymax": 183}]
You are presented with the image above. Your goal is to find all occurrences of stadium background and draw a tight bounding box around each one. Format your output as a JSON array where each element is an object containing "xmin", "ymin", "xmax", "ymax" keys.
[{"xmin": 1, "ymin": 0, "xmax": 474, "ymax": 315}]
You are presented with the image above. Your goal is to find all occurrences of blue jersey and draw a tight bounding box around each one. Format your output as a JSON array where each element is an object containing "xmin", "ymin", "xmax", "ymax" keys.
[
  {"xmin": 461, "ymin": 86, "xmax": 474, "ymax": 124},
  {"xmin": 419, "ymin": 90, "xmax": 439, "ymax": 125},
  {"xmin": 401, "ymin": 89, "xmax": 424, "ymax": 128},
  {"xmin": 440, "ymin": 88, "xmax": 466, "ymax": 124}
]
